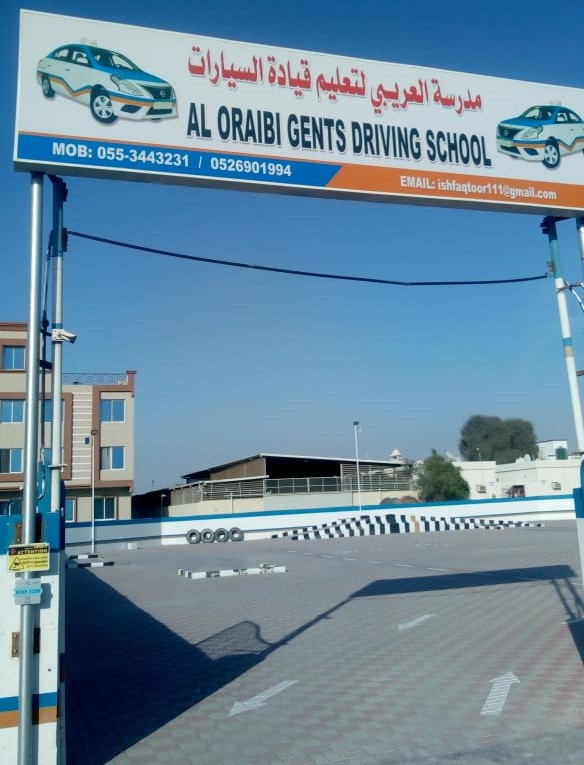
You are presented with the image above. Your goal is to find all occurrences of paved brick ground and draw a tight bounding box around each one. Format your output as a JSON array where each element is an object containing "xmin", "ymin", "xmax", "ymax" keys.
[{"xmin": 65, "ymin": 522, "xmax": 584, "ymax": 764}]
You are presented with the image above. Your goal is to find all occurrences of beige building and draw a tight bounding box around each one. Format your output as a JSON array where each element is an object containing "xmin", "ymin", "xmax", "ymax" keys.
[{"xmin": 0, "ymin": 322, "xmax": 135, "ymax": 522}]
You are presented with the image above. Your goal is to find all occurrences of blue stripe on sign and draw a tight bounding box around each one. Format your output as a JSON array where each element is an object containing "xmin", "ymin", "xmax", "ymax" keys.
[
  {"xmin": 0, "ymin": 693, "xmax": 58, "ymax": 712},
  {"xmin": 16, "ymin": 134, "xmax": 341, "ymax": 188},
  {"xmin": 563, "ymin": 338, "xmax": 574, "ymax": 347}
]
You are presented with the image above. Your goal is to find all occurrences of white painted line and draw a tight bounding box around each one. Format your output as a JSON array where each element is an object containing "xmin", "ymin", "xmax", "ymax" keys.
[
  {"xmin": 229, "ymin": 680, "xmax": 297, "ymax": 716},
  {"xmin": 395, "ymin": 563, "xmax": 413, "ymax": 568},
  {"xmin": 398, "ymin": 613, "xmax": 435, "ymax": 631},
  {"xmin": 322, "ymin": 554, "xmax": 333, "ymax": 558},
  {"xmin": 367, "ymin": 560, "xmax": 382, "ymax": 564},
  {"xmin": 343, "ymin": 557, "xmax": 355, "ymax": 561},
  {"xmin": 427, "ymin": 567, "xmax": 450, "ymax": 572},
  {"xmin": 480, "ymin": 672, "xmax": 519, "ymax": 716}
]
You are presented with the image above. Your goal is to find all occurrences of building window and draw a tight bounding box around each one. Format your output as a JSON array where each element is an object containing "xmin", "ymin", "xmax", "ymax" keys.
[
  {"xmin": 0, "ymin": 399, "xmax": 25, "ymax": 423},
  {"xmin": 0, "ymin": 499, "xmax": 22, "ymax": 515},
  {"xmin": 0, "ymin": 448, "xmax": 23, "ymax": 473},
  {"xmin": 94, "ymin": 497, "xmax": 115, "ymax": 520},
  {"xmin": 65, "ymin": 497, "xmax": 75, "ymax": 522},
  {"xmin": 100, "ymin": 446, "xmax": 124, "ymax": 470},
  {"xmin": 100, "ymin": 399, "xmax": 125, "ymax": 422},
  {"xmin": 2, "ymin": 346, "xmax": 25, "ymax": 370}
]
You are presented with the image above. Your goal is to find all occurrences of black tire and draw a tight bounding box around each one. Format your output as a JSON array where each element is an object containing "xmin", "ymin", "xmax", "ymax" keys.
[
  {"xmin": 214, "ymin": 528, "xmax": 229, "ymax": 543},
  {"xmin": 229, "ymin": 527, "xmax": 244, "ymax": 542},
  {"xmin": 543, "ymin": 139, "xmax": 560, "ymax": 169},
  {"xmin": 90, "ymin": 87, "xmax": 117, "ymax": 124},
  {"xmin": 201, "ymin": 528, "xmax": 215, "ymax": 543},
  {"xmin": 186, "ymin": 529, "xmax": 201, "ymax": 545},
  {"xmin": 41, "ymin": 75, "xmax": 54, "ymax": 99}
]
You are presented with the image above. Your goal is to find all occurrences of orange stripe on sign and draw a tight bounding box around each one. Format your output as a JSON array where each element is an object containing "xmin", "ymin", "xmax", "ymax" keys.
[
  {"xmin": 0, "ymin": 707, "xmax": 58, "ymax": 729},
  {"xmin": 327, "ymin": 164, "xmax": 584, "ymax": 210}
]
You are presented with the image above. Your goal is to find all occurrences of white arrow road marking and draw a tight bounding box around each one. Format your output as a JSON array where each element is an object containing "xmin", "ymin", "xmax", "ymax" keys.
[
  {"xmin": 480, "ymin": 672, "xmax": 519, "ymax": 716},
  {"xmin": 229, "ymin": 680, "xmax": 297, "ymax": 716},
  {"xmin": 398, "ymin": 613, "xmax": 435, "ymax": 631}
]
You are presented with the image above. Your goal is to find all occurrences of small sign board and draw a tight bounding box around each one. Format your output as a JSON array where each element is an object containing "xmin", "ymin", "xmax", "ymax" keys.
[
  {"xmin": 8, "ymin": 543, "xmax": 50, "ymax": 572},
  {"xmin": 13, "ymin": 578, "xmax": 43, "ymax": 605}
]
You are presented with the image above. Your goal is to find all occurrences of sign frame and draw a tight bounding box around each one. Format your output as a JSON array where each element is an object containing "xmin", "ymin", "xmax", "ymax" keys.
[{"xmin": 13, "ymin": 10, "xmax": 584, "ymax": 215}]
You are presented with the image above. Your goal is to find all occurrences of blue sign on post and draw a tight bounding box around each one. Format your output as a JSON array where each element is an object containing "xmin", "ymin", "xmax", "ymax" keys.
[{"xmin": 13, "ymin": 578, "xmax": 43, "ymax": 605}]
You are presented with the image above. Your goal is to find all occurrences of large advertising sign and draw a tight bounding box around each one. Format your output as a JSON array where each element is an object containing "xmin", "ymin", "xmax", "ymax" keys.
[{"xmin": 14, "ymin": 10, "xmax": 584, "ymax": 214}]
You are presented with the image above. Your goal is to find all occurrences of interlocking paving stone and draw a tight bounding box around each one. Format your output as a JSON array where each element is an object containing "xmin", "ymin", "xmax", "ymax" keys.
[{"xmin": 65, "ymin": 523, "xmax": 584, "ymax": 764}]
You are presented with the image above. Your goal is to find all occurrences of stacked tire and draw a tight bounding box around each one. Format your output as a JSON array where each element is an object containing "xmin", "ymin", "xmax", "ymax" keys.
[{"xmin": 186, "ymin": 527, "xmax": 244, "ymax": 544}]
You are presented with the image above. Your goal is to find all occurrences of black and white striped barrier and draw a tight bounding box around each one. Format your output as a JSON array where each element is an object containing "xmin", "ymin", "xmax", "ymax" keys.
[
  {"xmin": 178, "ymin": 563, "xmax": 287, "ymax": 580},
  {"xmin": 270, "ymin": 513, "xmax": 544, "ymax": 541},
  {"xmin": 67, "ymin": 554, "xmax": 115, "ymax": 568}
]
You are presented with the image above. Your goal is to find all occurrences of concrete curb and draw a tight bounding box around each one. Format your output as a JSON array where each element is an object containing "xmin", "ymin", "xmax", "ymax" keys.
[
  {"xmin": 270, "ymin": 513, "xmax": 545, "ymax": 541},
  {"xmin": 178, "ymin": 563, "xmax": 287, "ymax": 580},
  {"xmin": 67, "ymin": 554, "xmax": 115, "ymax": 568}
]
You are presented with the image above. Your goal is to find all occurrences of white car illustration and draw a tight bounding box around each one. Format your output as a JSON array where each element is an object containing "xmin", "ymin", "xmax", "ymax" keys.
[
  {"xmin": 37, "ymin": 43, "xmax": 177, "ymax": 124},
  {"xmin": 496, "ymin": 105, "xmax": 584, "ymax": 169}
]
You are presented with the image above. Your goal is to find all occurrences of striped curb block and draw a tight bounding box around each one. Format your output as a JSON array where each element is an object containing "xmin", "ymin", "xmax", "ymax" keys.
[
  {"xmin": 270, "ymin": 513, "xmax": 545, "ymax": 541},
  {"xmin": 178, "ymin": 564, "xmax": 287, "ymax": 580},
  {"xmin": 67, "ymin": 555, "xmax": 115, "ymax": 568},
  {"xmin": 68, "ymin": 553, "xmax": 100, "ymax": 560}
]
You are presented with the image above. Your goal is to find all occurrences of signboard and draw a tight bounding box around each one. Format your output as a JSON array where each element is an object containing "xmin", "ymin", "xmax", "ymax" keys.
[
  {"xmin": 13, "ymin": 577, "xmax": 43, "ymax": 605},
  {"xmin": 8, "ymin": 543, "xmax": 50, "ymax": 572},
  {"xmin": 13, "ymin": 10, "xmax": 584, "ymax": 214}
]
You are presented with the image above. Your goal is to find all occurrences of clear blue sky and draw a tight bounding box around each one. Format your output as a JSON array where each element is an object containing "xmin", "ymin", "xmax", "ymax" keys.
[{"xmin": 4, "ymin": 0, "xmax": 584, "ymax": 492}]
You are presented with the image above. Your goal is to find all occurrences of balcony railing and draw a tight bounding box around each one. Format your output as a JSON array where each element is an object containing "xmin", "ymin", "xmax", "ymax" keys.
[
  {"xmin": 62, "ymin": 372, "xmax": 130, "ymax": 386},
  {"xmin": 173, "ymin": 473, "xmax": 413, "ymax": 505}
]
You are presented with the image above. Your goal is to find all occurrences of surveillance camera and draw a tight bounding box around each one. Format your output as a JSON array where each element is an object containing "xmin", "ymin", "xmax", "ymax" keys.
[{"xmin": 52, "ymin": 328, "xmax": 77, "ymax": 344}]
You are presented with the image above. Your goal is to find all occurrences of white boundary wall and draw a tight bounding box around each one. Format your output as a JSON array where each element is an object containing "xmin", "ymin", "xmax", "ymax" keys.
[{"xmin": 65, "ymin": 494, "xmax": 575, "ymax": 551}]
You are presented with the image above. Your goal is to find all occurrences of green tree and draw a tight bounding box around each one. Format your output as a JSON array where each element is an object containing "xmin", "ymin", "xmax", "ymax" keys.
[
  {"xmin": 459, "ymin": 415, "xmax": 537, "ymax": 464},
  {"xmin": 415, "ymin": 450, "xmax": 470, "ymax": 502}
]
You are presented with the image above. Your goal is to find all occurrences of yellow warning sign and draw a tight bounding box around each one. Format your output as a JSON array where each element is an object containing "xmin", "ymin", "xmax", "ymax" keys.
[{"xmin": 8, "ymin": 543, "xmax": 50, "ymax": 572}]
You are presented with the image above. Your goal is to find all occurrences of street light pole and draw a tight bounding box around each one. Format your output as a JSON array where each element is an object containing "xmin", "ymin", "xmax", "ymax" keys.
[
  {"xmin": 90, "ymin": 428, "xmax": 98, "ymax": 554},
  {"xmin": 353, "ymin": 420, "xmax": 362, "ymax": 514}
]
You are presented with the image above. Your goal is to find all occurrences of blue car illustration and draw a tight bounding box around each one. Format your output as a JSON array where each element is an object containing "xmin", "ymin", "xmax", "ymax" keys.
[
  {"xmin": 37, "ymin": 44, "xmax": 177, "ymax": 124},
  {"xmin": 496, "ymin": 105, "xmax": 584, "ymax": 169}
]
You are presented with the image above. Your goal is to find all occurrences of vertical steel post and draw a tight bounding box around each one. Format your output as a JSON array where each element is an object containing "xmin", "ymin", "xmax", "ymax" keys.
[
  {"xmin": 49, "ymin": 177, "xmax": 68, "ymax": 765},
  {"xmin": 577, "ymin": 218, "xmax": 584, "ymax": 279},
  {"xmin": 542, "ymin": 217, "xmax": 584, "ymax": 453},
  {"xmin": 50, "ymin": 177, "xmax": 67, "ymax": 515},
  {"xmin": 91, "ymin": 429, "xmax": 97, "ymax": 554},
  {"xmin": 18, "ymin": 172, "xmax": 44, "ymax": 765},
  {"xmin": 353, "ymin": 421, "xmax": 362, "ymax": 513}
]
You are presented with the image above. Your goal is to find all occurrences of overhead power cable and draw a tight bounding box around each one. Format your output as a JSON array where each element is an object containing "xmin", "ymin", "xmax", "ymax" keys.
[{"xmin": 68, "ymin": 230, "xmax": 548, "ymax": 288}]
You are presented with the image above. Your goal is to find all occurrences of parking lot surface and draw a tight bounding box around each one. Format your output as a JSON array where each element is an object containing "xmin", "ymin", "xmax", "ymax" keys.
[{"xmin": 65, "ymin": 522, "xmax": 584, "ymax": 764}]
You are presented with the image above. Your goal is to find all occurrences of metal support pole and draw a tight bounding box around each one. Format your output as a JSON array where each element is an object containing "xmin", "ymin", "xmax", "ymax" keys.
[
  {"xmin": 353, "ymin": 420, "xmax": 362, "ymax": 513},
  {"xmin": 49, "ymin": 177, "xmax": 68, "ymax": 765},
  {"xmin": 50, "ymin": 177, "xmax": 67, "ymax": 515},
  {"xmin": 577, "ymin": 218, "xmax": 584, "ymax": 279},
  {"xmin": 18, "ymin": 172, "xmax": 45, "ymax": 765},
  {"xmin": 541, "ymin": 217, "xmax": 584, "ymax": 453},
  {"xmin": 91, "ymin": 429, "xmax": 97, "ymax": 554}
]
